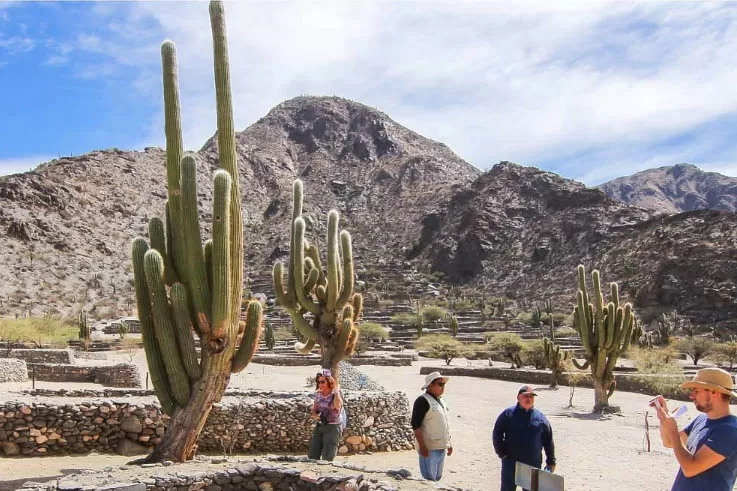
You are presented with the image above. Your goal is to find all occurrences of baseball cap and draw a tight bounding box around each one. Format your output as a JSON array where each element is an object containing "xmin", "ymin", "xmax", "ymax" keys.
[{"xmin": 518, "ymin": 385, "xmax": 538, "ymax": 396}]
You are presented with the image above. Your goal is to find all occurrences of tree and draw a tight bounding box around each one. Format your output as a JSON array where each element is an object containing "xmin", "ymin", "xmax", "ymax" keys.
[
  {"xmin": 273, "ymin": 181, "xmax": 361, "ymax": 381},
  {"xmin": 675, "ymin": 337, "xmax": 715, "ymax": 366},
  {"xmin": 415, "ymin": 334, "xmax": 469, "ymax": 366},
  {"xmin": 486, "ymin": 332, "xmax": 524, "ymax": 368},
  {"xmin": 711, "ymin": 340, "xmax": 737, "ymax": 370},
  {"xmin": 356, "ymin": 321, "xmax": 388, "ymax": 353},
  {"xmin": 129, "ymin": 1, "xmax": 262, "ymax": 463},
  {"xmin": 572, "ymin": 265, "xmax": 637, "ymax": 412}
]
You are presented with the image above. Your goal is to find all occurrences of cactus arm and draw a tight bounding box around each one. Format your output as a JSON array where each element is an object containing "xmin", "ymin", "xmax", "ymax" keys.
[
  {"xmin": 571, "ymin": 358, "xmax": 590, "ymax": 370},
  {"xmin": 306, "ymin": 243, "xmax": 326, "ymax": 287},
  {"xmin": 273, "ymin": 262, "xmax": 291, "ymax": 308},
  {"xmin": 296, "ymin": 338, "xmax": 316, "ymax": 354},
  {"xmin": 604, "ymin": 303, "xmax": 616, "ymax": 349},
  {"xmin": 149, "ymin": 216, "xmax": 178, "ymax": 285},
  {"xmin": 211, "ymin": 170, "xmax": 232, "ymax": 338},
  {"xmin": 326, "ymin": 210, "xmax": 340, "ymax": 312},
  {"xmin": 303, "ymin": 266, "xmax": 320, "ymax": 293},
  {"xmin": 161, "ymin": 40, "xmax": 187, "ymax": 282},
  {"xmin": 169, "ymin": 283, "xmax": 202, "ymax": 381},
  {"xmin": 143, "ymin": 249, "xmax": 191, "ymax": 407},
  {"xmin": 352, "ymin": 293, "xmax": 363, "ymax": 322},
  {"xmin": 336, "ymin": 230, "xmax": 354, "ymax": 309},
  {"xmin": 204, "ymin": 239, "xmax": 213, "ymax": 294},
  {"xmin": 232, "ymin": 301, "xmax": 263, "ymax": 373},
  {"xmin": 577, "ymin": 265, "xmax": 592, "ymax": 328},
  {"xmin": 132, "ymin": 238, "xmax": 175, "ymax": 415},
  {"xmin": 286, "ymin": 180, "xmax": 303, "ymax": 305},
  {"xmin": 293, "ymin": 218, "xmax": 320, "ymax": 314}
]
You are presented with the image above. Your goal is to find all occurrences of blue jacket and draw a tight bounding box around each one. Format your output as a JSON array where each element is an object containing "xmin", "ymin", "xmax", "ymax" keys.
[{"xmin": 492, "ymin": 404, "xmax": 556, "ymax": 468}]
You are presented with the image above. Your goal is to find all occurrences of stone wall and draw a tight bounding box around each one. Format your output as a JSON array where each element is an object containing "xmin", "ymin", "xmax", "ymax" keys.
[
  {"xmin": 0, "ymin": 349, "xmax": 74, "ymax": 364},
  {"xmin": 253, "ymin": 354, "xmax": 410, "ymax": 367},
  {"xmin": 26, "ymin": 363, "xmax": 141, "ymax": 388},
  {"xmin": 0, "ymin": 391, "xmax": 414, "ymax": 457},
  {"xmin": 0, "ymin": 359, "xmax": 28, "ymax": 382}
]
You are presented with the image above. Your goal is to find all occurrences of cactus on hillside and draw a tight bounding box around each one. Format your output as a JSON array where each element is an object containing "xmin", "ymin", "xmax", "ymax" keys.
[
  {"xmin": 264, "ymin": 321, "xmax": 276, "ymax": 351},
  {"xmin": 543, "ymin": 337, "xmax": 568, "ymax": 388},
  {"xmin": 272, "ymin": 180, "xmax": 361, "ymax": 381},
  {"xmin": 449, "ymin": 314, "xmax": 459, "ymax": 337},
  {"xmin": 78, "ymin": 310, "xmax": 90, "ymax": 351},
  {"xmin": 571, "ymin": 264, "xmax": 638, "ymax": 412},
  {"xmin": 129, "ymin": 1, "xmax": 261, "ymax": 463}
]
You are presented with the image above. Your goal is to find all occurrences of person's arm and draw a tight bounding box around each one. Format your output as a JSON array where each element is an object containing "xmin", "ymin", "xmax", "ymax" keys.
[
  {"xmin": 542, "ymin": 417, "xmax": 556, "ymax": 472},
  {"xmin": 411, "ymin": 397, "xmax": 430, "ymax": 457},
  {"xmin": 310, "ymin": 398, "xmax": 320, "ymax": 420},
  {"xmin": 492, "ymin": 410, "xmax": 508, "ymax": 459},
  {"xmin": 330, "ymin": 390, "xmax": 343, "ymax": 411}
]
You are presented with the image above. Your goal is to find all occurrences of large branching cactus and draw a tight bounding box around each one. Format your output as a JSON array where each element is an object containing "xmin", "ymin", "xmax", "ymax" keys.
[
  {"xmin": 571, "ymin": 264, "xmax": 637, "ymax": 412},
  {"xmin": 543, "ymin": 337, "xmax": 568, "ymax": 388},
  {"xmin": 130, "ymin": 0, "xmax": 262, "ymax": 463},
  {"xmin": 273, "ymin": 180, "xmax": 361, "ymax": 381}
]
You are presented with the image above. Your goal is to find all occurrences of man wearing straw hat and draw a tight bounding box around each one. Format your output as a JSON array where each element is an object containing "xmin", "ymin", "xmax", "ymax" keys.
[
  {"xmin": 411, "ymin": 371, "xmax": 453, "ymax": 481},
  {"xmin": 653, "ymin": 367, "xmax": 737, "ymax": 491}
]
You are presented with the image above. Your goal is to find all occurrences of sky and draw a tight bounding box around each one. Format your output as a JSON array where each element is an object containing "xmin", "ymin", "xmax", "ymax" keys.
[{"xmin": 3, "ymin": 1, "xmax": 737, "ymax": 185}]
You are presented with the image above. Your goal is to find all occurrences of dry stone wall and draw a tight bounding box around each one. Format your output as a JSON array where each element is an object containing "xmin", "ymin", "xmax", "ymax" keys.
[
  {"xmin": 26, "ymin": 363, "xmax": 140, "ymax": 388},
  {"xmin": 0, "ymin": 349, "xmax": 74, "ymax": 364},
  {"xmin": 0, "ymin": 359, "xmax": 28, "ymax": 382},
  {"xmin": 0, "ymin": 391, "xmax": 414, "ymax": 457}
]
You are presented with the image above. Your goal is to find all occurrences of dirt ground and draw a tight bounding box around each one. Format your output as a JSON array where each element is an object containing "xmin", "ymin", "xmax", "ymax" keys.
[{"xmin": 2, "ymin": 350, "xmax": 734, "ymax": 490}]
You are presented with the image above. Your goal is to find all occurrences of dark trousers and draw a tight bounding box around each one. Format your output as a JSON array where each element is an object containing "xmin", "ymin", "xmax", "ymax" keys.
[
  {"xmin": 501, "ymin": 458, "xmax": 532, "ymax": 491},
  {"xmin": 308, "ymin": 423, "xmax": 341, "ymax": 461}
]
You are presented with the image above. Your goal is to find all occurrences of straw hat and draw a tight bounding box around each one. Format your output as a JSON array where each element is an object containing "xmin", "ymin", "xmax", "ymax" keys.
[
  {"xmin": 681, "ymin": 367, "xmax": 736, "ymax": 398},
  {"xmin": 422, "ymin": 371, "xmax": 449, "ymax": 390}
]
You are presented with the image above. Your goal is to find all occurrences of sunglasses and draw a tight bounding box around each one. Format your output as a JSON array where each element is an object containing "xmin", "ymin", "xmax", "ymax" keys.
[{"xmin": 434, "ymin": 381, "xmax": 446, "ymax": 387}]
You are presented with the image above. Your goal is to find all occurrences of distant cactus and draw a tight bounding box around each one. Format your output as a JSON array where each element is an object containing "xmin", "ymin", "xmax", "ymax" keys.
[
  {"xmin": 117, "ymin": 321, "xmax": 129, "ymax": 340},
  {"xmin": 78, "ymin": 310, "xmax": 90, "ymax": 351},
  {"xmin": 449, "ymin": 314, "xmax": 459, "ymax": 337},
  {"xmin": 264, "ymin": 321, "xmax": 276, "ymax": 351},
  {"xmin": 129, "ymin": 1, "xmax": 261, "ymax": 463},
  {"xmin": 572, "ymin": 265, "xmax": 638, "ymax": 412},
  {"xmin": 543, "ymin": 337, "xmax": 568, "ymax": 388},
  {"xmin": 272, "ymin": 180, "xmax": 361, "ymax": 381}
]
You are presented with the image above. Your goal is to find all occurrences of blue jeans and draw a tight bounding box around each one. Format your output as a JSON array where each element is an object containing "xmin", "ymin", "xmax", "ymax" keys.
[
  {"xmin": 501, "ymin": 458, "xmax": 531, "ymax": 491},
  {"xmin": 419, "ymin": 449, "xmax": 446, "ymax": 481}
]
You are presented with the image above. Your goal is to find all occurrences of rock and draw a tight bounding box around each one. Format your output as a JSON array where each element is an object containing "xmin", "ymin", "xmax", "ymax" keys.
[
  {"xmin": 2, "ymin": 441, "xmax": 20, "ymax": 456},
  {"xmin": 115, "ymin": 438, "xmax": 149, "ymax": 457},
  {"xmin": 120, "ymin": 417, "xmax": 143, "ymax": 434}
]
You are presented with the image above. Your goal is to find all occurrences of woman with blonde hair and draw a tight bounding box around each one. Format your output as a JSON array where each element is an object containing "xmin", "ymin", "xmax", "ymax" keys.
[{"xmin": 308, "ymin": 369, "xmax": 343, "ymax": 461}]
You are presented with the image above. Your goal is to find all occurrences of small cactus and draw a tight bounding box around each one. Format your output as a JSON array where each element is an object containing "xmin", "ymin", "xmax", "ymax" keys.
[
  {"xmin": 543, "ymin": 337, "xmax": 568, "ymax": 387},
  {"xmin": 78, "ymin": 310, "xmax": 90, "ymax": 351}
]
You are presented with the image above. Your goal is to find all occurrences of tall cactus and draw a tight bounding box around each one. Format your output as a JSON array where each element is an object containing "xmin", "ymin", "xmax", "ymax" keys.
[
  {"xmin": 272, "ymin": 180, "xmax": 361, "ymax": 381},
  {"xmin": 543, "ymin": 337, "xmax": 568, "ymax": 388},
  {"xmin": 130, "ymin": 1, "xmax": 261, "ymax": 463},
  {"xmin": 571, "ymin": 264, "xmax": 637, "ymax": 412},
  {"xmin": 78, "ymin": 310, "xmax": 90, "ymax": 351},
  {"xmin": 449, "ymin": 314, "xmax": 459, "ymax": 337}
]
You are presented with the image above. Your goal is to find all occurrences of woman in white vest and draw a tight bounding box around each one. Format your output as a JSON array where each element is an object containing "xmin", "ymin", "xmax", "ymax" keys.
[{"xmin": 411, "ymin": 371, "xmax": 454, "ymax": 481}]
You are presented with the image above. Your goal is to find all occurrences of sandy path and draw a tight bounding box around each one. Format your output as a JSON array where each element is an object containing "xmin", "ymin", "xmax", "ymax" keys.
[{"xmin": 3, "ymin": 353, "xmax": 734, "ymax": 490}]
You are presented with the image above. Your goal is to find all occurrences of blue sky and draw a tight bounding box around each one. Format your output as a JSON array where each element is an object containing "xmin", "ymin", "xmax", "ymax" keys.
[{"xmin": 3, "ymin": 1, "xmax": 737, "ymax": 185}]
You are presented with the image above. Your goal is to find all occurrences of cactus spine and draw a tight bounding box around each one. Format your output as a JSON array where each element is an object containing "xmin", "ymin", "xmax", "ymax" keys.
[
  {"xmin": 129, "ymin": 1, "xmax": 261, "ymax": 463},
  {"xmin": 273, "ymin": 180, "xmax": 361, "ymax": 381},
  {"xmin": 572, "ymin": 264, "xmax": 637, "ymax": 412}
]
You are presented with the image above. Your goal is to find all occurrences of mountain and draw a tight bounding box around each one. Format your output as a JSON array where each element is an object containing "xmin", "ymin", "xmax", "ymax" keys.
[
  {"xmin": 0, "ymin": 97, "xmax": 736, "ymax": 331},
  {"xmin": 598, "ymin": 163, "xmax": 737, "ymax": 214}
]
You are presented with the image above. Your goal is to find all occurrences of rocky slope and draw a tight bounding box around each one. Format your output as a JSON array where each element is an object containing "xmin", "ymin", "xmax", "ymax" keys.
[
  {"xmin": 0, "ymin": 97, "xmax": 735, "ymax": 330},
  {"xmin": 598, "ymin": 163, "xmax": 737, "ymax": 214}
]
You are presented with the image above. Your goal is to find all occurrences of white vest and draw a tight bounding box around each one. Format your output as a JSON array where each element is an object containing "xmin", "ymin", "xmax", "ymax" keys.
[{"xmin": 420, "ymin": 393, "xmax": 450, "ymax": 450}]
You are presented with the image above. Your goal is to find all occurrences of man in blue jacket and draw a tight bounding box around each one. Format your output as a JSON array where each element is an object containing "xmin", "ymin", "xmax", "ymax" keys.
[{"xmin": 492, "ymin": 385, "xmax": 556, "ymax": 491}]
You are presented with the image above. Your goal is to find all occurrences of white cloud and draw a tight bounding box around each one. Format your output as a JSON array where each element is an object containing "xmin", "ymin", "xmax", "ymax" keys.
[
  {"xmin": 0, "ymin": 155, "xmax": 53, "ymax": 176},
  {"xmin": 14, "ymin": 1, "xmax": 737, "ymax": 185}
]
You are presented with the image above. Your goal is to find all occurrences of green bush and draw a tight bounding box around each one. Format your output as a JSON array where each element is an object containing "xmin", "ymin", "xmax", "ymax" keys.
[
  {"xmin": 0, "ymin": 317, "xmax": 77, "ymax": 347},
  {"xmin": 422, "ymin": 305, "xmax": 448, "ymax": 323},
  {"xmin": 628, "ymin": 346, "xmax": 686, "ymax": 397},
  {"xmin": 415, "ymin": 334, "xmax": 470, "ymax": 366},
  {"xmin": 391, "ymin": 312, "xmax": 419, "ymax": 326},
  {"xmin": 360, "ymin": 322, "xmax": 389, "ymax": 342},
  {"xmin": 674, "ymin": 337, "xmax": 715, "ymax": 366},
  {"xmin": 709, "ymin": 341, "xmax": 737, "ymax": 370},
  {"xmin": 522, "ymin": 339, "xmax": 547, "ymax": 369},
  {"xmin": 485, "ymin": 332, "xmax": 524, "ymax": 368}
]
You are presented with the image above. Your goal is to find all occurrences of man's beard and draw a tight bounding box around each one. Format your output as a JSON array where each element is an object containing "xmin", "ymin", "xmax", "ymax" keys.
[{"xmin": 695, "ymin": 395, "xmax": 713, "ymax": 413}]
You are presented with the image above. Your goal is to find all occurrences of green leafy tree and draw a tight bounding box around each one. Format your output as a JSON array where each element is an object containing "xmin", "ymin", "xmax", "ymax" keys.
[
  {"xmin": 486, "ymin": 332, "xmax": 524, "ymax": 368},
  {"xmin": 356, "ymin": 321, "xmax": 389, "ymax": 353},
  {"xmin": 711, "ymin": 340, "xmax": 737, "ymax": 370},
  {"xmin": 129, "ymin": 1, "xmax": 262, "ymax": 463},
  {"xmin": 675, "ymin": 337, "xmax": 715, "ymax": 366},
  {"xmin": 415, "ymin": 334, "xmax": 470, "ymax": 366}
]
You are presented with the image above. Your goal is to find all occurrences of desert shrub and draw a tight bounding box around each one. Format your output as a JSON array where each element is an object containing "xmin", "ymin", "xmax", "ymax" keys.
[
  {"xmin": 273, "ymin": 326, "xmax": 295, "ymax": 342},
  {"xmin": 674, "ymin": 337, "xmax": 715, "ymax": 366},
  {"xmin": 521, "ymin": 339, "xmax": 547, "ymax": 369},
  {"xmin": 415, "ymin": 334, "xmax": 470, "ymax": 366},
  {"xmin": 485, "ymin": 332, "xmax": 524, "ymax": 368},
  {"xmin": 421, "ymin": 305, "xmax": 448, "ymax": 323},
  {"xmin": 449, "ymin": 298, "xmax": 475, "ymax": 312},
  {"xmin": 0, "ymin": 317, "xmax": 76, "ymax": 347},
  {"xmin": 709, "ymin": 340, "xmax": 737, "ymax": 370},
  {"xmin": 554, "ymin": 326, "xmax": 578, "ymax": 338},
  {"xmin": 628, "ymin": 346, "xmax": 686, "ymax": 396},
  {"xmin": 391, "ymin": 312, "xmax": 420, "ymax": 326},
  {"xmin": 357, "ymin": 321, "xmax": 389, "ymax": 353}
]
